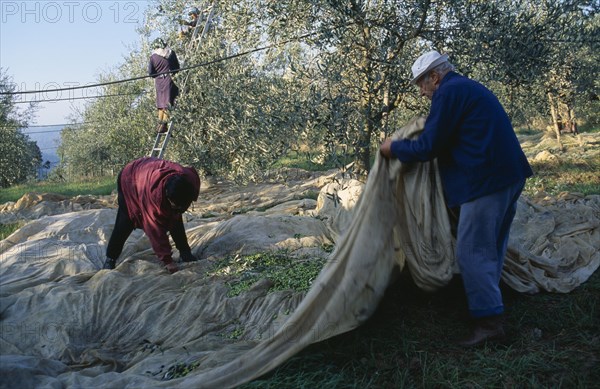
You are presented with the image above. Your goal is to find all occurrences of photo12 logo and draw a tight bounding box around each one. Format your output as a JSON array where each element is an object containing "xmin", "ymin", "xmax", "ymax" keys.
[
  {"xmin": 12, "ymin": 81, "xmax": 104, "ymax": 103},
  {"xmin": 1, "ymin": 1, "xmax": 141, "ymax": 24}
]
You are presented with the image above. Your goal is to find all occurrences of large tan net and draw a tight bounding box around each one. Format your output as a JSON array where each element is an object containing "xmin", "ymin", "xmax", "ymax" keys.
[{"xmin": 1, "ymin": 118, "xmax": 598, "ymax": 388}]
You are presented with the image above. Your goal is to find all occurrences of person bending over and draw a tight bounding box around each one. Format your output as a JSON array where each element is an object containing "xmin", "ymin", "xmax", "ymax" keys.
[{"xmin": 103, "ymin": 157, "xmax": 200, "ymax": 274}]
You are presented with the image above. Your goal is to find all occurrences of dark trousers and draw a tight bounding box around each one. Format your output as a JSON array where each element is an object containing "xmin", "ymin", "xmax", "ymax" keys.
[
  {"xmin": 105, "ymin": 173, "xmax": 190, "ymax": 261},
  {"xmin": 106, "ymin": 172, "xmax": 134, "ymax": 260}
]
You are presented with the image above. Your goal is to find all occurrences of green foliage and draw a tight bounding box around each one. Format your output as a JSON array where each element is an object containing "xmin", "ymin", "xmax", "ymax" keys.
[
  {"xmin": 0, "ymin": 69, "xmax": 42, "ymax": 187},
  {"xmin": 271, "ymin": 149, "xmax": 354, "ymax": 172},
  {"xmin": 445, "ymin": 1, "xmax": 599, "ymax": 134},
  {"xmin": 208, "ymin": 251, "xmax": 327, "ymax": 297},
  {"xmin": 222, "ymin": 324, "xmax": 245, "ymax": 340},
  {"xmin": 163, "ymin": 361, "xmax": 200, "ymax": 380},
  {"xmin": 56, "ymin": 0, "xmax": 599, "ymax": 182}
]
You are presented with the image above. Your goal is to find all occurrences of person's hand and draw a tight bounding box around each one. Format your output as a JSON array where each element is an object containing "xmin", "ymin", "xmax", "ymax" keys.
[
  {"xmin": 180, "ymin": 250, "xmax": 198, "ymax": 263},
  {"xmin": 380, "ymin": 138, "xmax": 394, "ymax": 159},
  {"xmin": 165, "ymin": 262, "xmax": 179, "ymax": 274}
]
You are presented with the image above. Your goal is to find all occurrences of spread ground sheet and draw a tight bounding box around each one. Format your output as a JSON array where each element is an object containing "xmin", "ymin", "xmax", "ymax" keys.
[{"xmin": 1, "ymin": 118, "xmax": 598, "ymax": 388}]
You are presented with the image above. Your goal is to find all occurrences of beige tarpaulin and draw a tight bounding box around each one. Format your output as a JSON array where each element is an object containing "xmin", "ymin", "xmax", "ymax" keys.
[
  {"xmin": 169, "ymin": 117, "xmax": 600, "ymax": 388},
  {"xmin": 0, "ymin": 118, "xmax": 598, "ymax": 388}
]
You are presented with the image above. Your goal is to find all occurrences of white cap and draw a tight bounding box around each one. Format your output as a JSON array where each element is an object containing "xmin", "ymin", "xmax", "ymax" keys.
[{"xmin": 411, "ymin": 50, "xmax": 449, "ymax": 84}]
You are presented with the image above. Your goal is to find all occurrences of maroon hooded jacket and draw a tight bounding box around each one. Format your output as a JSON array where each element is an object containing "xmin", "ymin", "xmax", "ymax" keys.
[{"xmin": 120, "ymin": 157, "xmax": 200, "ymax": 264}]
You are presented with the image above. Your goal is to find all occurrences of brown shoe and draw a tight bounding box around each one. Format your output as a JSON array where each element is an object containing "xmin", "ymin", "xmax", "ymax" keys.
[
  {"xmin": 457, "ymin": 315, "xmax": 505, "ymax": 347},
  {"xmin": 157, "ymin": 122, "xmax": 168, "ymax": 133}
]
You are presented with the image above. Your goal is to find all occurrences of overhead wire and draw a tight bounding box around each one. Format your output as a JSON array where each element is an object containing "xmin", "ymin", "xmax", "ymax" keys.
[
  {"xmin": 13, "ymin": 91, "xmax": 148, "ymax": 105},
  {"xmin": 1, "ymin": 122, "xmax": 93, "ymax": 130},
  {"xmin": 0, "ymin": 24, "xmax": 350, "ymax": 96},
  {"xmin": 1, "ymin": 23, "xmax": 353, "ymax": 151},
  {"xmin": 20, "ymin": 127, "xmax": 90, "ymax": 134},
  {"xmin": 1, "ymin": 21, "xmax": 595, "ymax": 98}
]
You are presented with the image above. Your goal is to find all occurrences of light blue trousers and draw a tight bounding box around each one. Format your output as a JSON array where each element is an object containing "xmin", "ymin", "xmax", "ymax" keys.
[{"xmin": 456, "ymin": 179, "xmax": 525, "ymax": 318}]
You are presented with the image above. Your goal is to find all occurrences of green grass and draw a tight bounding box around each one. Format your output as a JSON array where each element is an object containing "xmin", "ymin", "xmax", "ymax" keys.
[
  {"xmin": 519, "ymin": 130, "xmax": 600, "ymax": 197},
  {"xmin": 271, "ymin": 152, "xmax": 325, "ymax": 171},
  {"xmin": 0, "ymin": 222, "xmax": 24, "ymax": 240},
  {"xmin": 0, "ymin": 176, "xmax": 116, "ymax": 204},
  {"xmin": 516, "ymin": 125, "xmax": 600, "ymax": 135},
  {"xmin": 579, "ymin": 125, "xmax": 600, "ymax": 134},
  {"xmin": 515, "ymin": 127, "xmax": 540, "ymax": 136},
  {"xmin": 239, "ymin": 269, "xmax": 600, "ymax": 388},
  {"xmin": 524, "ymin": 159, "xmax": 600, "ymax": 197}
]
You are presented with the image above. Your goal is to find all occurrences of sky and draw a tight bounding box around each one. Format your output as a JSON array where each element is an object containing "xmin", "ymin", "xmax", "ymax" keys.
[
  {"xmin": 1, "ymin": 0, "xmax": 158, "ymax": 163},
  {"xmin": 1, "ymin": 0, "xmax": 153, "ymax": 126}
]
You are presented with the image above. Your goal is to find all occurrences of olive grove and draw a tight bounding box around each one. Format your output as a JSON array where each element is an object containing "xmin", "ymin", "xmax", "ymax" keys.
[{"xmin": 57, "ymin": 0, "xmax": 599, "ymax": 180}]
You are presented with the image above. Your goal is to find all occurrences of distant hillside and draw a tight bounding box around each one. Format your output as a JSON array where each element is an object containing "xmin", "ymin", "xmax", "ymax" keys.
[{"xmin": 24, "ymin": 125, "xmax": 62, "ymax": 178}]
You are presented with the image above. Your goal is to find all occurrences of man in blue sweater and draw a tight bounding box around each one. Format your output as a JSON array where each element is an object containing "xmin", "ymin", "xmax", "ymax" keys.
[{"xmin": 380, "ymin": 51, "xmax": 533, "ymax": 347}]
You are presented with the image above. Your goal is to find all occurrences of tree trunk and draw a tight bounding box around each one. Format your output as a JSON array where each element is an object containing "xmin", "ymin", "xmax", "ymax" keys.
[
  {"xmin": 568, "ymin": 106, "xmax": 583, "ymax": 146},
  {"xmin": 354, "ymin": 23, "xmax": 373, "ymax": 179},
  {"xmin": 354, "ymin": 121, "xmax": 371, "ymax": 179},
  {"xmin": 567, "ymin": 107, "xmax": 578, "ymax": 134},
  {"xmin": 547, "ymin": 92, "xmax": 563, "ymax": 150},
  {"xmin": 381, "ymin": 85, "xmax": 390, "ymax": 143}
]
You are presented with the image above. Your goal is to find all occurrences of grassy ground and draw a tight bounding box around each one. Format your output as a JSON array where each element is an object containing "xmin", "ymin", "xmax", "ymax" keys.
[
  {"xmin": 524, "ymin": 161, "xmax": 600, "ymax": 197},
  {"xmin": 240, "ymin": 269, "xmax": 599, "ymax": 388},
  {"xmin": 2, "ymin": 131, "xmax": 597, "ymax": 203},
  {"xmin": 518, "ymin": 131, "xmax": 600, "ymax": 197},
  {"xmin": 0, "ymin": 222, "xmax": 24, "ymax": 240},
  {"xmin": 0, "ymin": 176, "xmax": 116, "ymax": 204}
]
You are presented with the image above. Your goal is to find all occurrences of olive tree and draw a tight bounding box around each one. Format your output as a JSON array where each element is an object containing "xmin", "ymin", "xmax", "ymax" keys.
[
  {"xmin": 59, "ymin": 0, "xmax": 598, "ymax": 179},
  {"xmin": 0, "ymin": 69, "xmax": 42, "ymax": 187},
  {"xmin": 141, "ymin": 0, "xmax": 325, "ymax": 181},
  {"xmin": 441, "ymin": 0, "xmax": 599, "ymax": 145}
]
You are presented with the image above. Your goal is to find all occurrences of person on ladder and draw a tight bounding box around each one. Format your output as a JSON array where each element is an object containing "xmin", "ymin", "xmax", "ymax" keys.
[
  {"xmin": 148, "ymin": 38, "xmax": 180, "ymax": 133},
  {"xmin": 178, "ymin": 7, "xmax": 200, "ymax": 39}
]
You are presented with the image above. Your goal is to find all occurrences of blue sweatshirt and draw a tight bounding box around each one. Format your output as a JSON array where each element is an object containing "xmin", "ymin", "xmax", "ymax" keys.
[{"xmin": 391, "ymin": 72, "xmax": 533, "ymax": 207}]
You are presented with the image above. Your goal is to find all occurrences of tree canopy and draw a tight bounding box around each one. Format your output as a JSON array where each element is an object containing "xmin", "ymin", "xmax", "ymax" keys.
[
  {"xmin": 56, "ymin": 0, "xmax": 599, "ymax": 180},
  {"xmin": 0, "ymin": 69, "xmax": 42, "ymax": 188}
]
